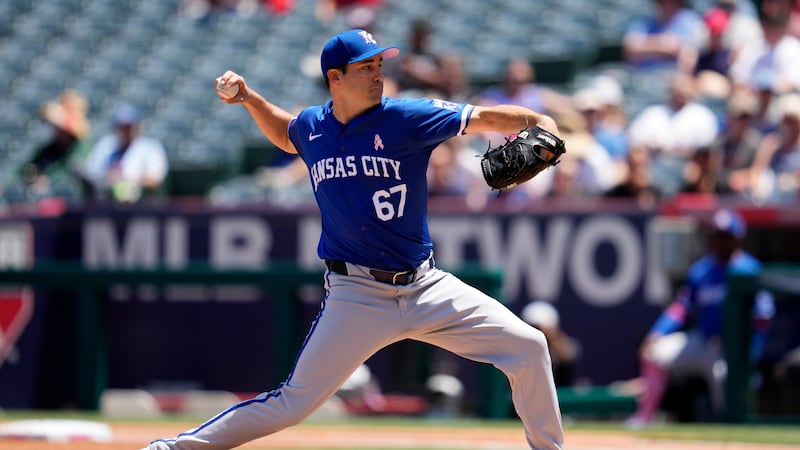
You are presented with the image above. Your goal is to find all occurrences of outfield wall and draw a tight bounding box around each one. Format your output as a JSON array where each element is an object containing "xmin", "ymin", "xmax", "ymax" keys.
[{"xmin": 1, "ymin": 199, "xmax": 798, "ymax": 415}]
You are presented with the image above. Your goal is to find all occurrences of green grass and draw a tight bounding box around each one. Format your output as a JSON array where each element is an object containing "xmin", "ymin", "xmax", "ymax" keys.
[
  {"xmin": 330, "ymin": 418, "xmax": 800, "ymax": 445},
  {"xmin": 625, "ymin": 423, "xmax": 800, "ymax": 445},
  {"xmin": 2, "ymin": 411, "xmax": 799, "ymax": 447},
  {"xmin": 565, "ymin": 420, "xmax": 800, "ymax": 445},
  {"xmin": 331, "ymin": 417, "xmax": 800, "ymax": 440}
]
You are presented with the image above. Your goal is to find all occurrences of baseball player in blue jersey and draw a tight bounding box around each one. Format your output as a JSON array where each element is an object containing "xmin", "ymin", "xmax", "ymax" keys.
[
  {"xmin": 625, "ymin": 208, "xmax": 775, "ymax": 428},
  {"xmin": 143, "ymin": 29, "xmax": 564, "ymax": 450}
]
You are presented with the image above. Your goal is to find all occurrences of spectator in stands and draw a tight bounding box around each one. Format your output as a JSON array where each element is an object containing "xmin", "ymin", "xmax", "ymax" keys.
[
  {"xmin": 390, "ymin": 19, "xmax": 444, "ymax": 95},
  {"xmin": 728, "ymin": 10, "xmax": 800, "ymax": 125},
  {"xmin": 622, "ymin": 0, "xmax": 706, "ymax": 70},
  {"xmin": 17, "ymin": 89, "xmax": 92, "ymax": 204},
  {"xmin": 696, "ymin": 6, "xmax": 732, "ymax": 75},
  {"xmin": 426, "ymin": 137, "xmax": 488, "ymax": 210},
  {"xmin": 400, "ymin": 51, "xmax": 473, "ymax": 103},
  {"xmin": 690, "ymin": 6, "xmax": 736, "ymax": 98},
  {"xmin": 262, "ymin": 0, "xmax": 294, "ymax": 15},
  {"xmin": 761, "ymin": 0, "xmax": 799, "ymax": 22},
  {"xmin": 789, "ymin": 0, "xmax": 800, "ymax": 37},
  {"xmin": 477, "ymin": 58, "xmax": 571, "ymax": 116},
  {"xmin": 84, "ymin": 103, "xmax": 169, "ymax": 203},
  {"xmin": 435, "ymin": 52, "xmax": 473, "ymax": 102},
  {"xmin": 521, "ymin": 301, "xmax": 581, "ymax": 387},
  {"xmin": 550, "ymin": 110, "xmax": 617, "ymax": 197},
  {"xmin": 713, "ymin": 0, "xmax": 764, "ymax": 54},
  {"xmin": 744, "ymin": 93, "xmax": 800, "ymax": 202},
  {"xmin": 626, "ymin": 71, "xmax": 719, "ymax": 195},
  {"xmin": 678, "ymin": 146, "xmax": 725, "ymax": 195},
  {"xmin": 315, "ymin": 0, "xmax": 383, "ymax": 30},
  {"xmin": 708, "ymin": 91, "xmax": 764, "ymax": 194},
  {"xmin": 544, "ymin": 158, "xmax": 583, "ymax": 199},
  {"xmin": 625, "ymin": 209, "xmax": 775, "ymax": 428},
  {"xmin": 678, "ymin": 91, "xmax": 763, "ymax": 197},
  {"xmin": 572, "ymin": 74, "xmax": 629, "ymax": 162},
  {"xmin": 628, "ymin": 72, "xmax": 719, "ymax": 160},
  {"xmin": 179, "ymin": 0, "xmax": 242, "ymax": 22},
  {"xmin": 604, "ymin": 145, "xmax": 662, "ymax": 209}
]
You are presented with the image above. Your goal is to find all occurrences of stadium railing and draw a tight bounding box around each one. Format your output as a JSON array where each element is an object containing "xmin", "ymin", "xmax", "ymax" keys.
[{"xmin": 725, "ymin": 265, "xmax": 800, "ymax": 424}]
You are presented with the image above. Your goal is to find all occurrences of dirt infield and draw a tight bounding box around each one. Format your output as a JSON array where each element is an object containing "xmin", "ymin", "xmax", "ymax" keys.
[{"xmin": 1, "ymin": 422, "xmax": 796, "ymax": 450}]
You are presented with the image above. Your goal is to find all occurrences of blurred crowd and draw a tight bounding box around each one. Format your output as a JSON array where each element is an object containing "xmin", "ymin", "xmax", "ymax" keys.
[
  {"xmin": 254, "ymin": 0, "xmax": 800, "ymax": 209},
  {"xmin": 427, "ymin": 0, "xmax": 800, "ymax": 209},
  {"xmin": 8, "ymin": 0, "xmax": 800, "ymax": 208}
]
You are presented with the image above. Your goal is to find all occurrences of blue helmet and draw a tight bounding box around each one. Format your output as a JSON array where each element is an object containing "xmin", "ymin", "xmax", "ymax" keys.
[{"xmin": 710, "ymin": 209, "xmax": 746, "ymax": 239}]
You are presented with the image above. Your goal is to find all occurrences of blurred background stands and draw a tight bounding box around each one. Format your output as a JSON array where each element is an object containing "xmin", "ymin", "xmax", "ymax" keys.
[{"xmin": 0, "ymin": 0, "xmax": 719, "ymax": 202}]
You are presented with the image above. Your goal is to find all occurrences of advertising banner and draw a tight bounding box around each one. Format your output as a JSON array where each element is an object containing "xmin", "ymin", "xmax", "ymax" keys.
[{"xmin": 0, "ymin": 205, "xmax": 672, "ymax": 409}]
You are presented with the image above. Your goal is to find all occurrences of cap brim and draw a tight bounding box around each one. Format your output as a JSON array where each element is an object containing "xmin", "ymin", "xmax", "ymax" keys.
[{"xmin": 350, "ymin": 46, "xmax": 400, "ymax": 64}]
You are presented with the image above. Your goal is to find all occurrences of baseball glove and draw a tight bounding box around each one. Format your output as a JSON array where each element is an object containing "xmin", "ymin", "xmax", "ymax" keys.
[{"xmin": 480, "ymin": 126, "xmax": 567, "ymax": 190}]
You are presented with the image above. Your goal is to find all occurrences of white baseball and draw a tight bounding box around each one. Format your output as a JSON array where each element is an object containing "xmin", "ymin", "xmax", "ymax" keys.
[{"xmin": 216, "ymin": 81, "xmax": 240, "ymax": 99}]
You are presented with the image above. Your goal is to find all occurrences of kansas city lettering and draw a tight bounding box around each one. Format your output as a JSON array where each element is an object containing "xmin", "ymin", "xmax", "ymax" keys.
[{"xmin": 310, "ymin": 156, "xmax": 401, "ymax": 191}]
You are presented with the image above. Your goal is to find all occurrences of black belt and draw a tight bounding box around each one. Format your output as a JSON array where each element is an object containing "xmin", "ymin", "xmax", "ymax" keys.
[{"xmin": 325, "ymin": 259, "xmax": 418, "ymax": 285}]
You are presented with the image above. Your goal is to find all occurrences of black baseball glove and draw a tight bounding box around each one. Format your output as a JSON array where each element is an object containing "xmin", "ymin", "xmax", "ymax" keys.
[{"xmin": 480, "ymin": 126, "xmax": 567, "ymax": 190}]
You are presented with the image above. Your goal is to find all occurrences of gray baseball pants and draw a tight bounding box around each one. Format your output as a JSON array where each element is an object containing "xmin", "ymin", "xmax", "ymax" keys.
[{"xmin": 144, "ymin": 258, "xmax": 564, "ymax": 450}]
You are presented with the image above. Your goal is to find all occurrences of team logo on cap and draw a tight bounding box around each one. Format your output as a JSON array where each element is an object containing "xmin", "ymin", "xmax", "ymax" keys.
[{"xmin": 359, "ymin": 30, "xmax": 378, "ymax": 45}]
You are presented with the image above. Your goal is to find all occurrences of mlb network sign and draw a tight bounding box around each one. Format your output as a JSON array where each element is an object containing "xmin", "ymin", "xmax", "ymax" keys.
[
  {"xmin": 77, "ymin": 209, "xmax": 675, "ymax": 384},
  {"xmin": 0, "ymin": 208, "xmax": 682, "ymax": 399},
  {"xmin": 79, "ymin": 211, "xmax": 674, "ymax": 307}
]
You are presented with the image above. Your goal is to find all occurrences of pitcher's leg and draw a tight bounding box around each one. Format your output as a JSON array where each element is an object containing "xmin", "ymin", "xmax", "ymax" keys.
[
  {"xmin": 146, "ymin": 277, "xmax": 403, "ymax": 449},
  {"xmin": 409, "ymin": 271, "xmax": 563, "ymax": 450},
  {"xmin": 500, "ymin": 327, "xmax": 563, "ymax": 450}
]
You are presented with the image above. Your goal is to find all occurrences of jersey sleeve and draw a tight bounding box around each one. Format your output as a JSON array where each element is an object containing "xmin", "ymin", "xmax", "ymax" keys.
[
  {"xmin": 287, "ymin": 115, "xmax": 303, "ymax": 159},
  {"xmin": 401, "ymin": 98, "xmax": 473, "ymax": 148},
  {"xmin": 649, "ymin": 285, "xmax": 691, "ymax": 336}
]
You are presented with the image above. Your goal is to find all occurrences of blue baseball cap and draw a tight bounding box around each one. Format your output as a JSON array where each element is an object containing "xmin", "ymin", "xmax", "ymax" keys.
[
  {"xmin": 112, "ymin": 103, "xmax": 141, "ymax": 125},
  {"xmin": 710, "ymin": 209, "xmax": 746, "ymax": 239},
  {"xmin": 320, "ymin": 29, "xmax": 400, "ymax": 77}
]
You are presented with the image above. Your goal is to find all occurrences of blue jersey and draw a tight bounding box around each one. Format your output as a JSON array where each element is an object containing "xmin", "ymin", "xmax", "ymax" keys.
[
  {"xmin": 651, "ymin": 250, "xmax": 775, "ymax": 345},
  {"xmin": 288, "ymin": 97, "xmax": 473, "ymax": 271}
]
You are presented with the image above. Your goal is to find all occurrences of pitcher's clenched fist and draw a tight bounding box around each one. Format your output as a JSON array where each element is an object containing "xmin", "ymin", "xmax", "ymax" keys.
[{"xmin": 214, "ymin": 70, "xmax": 248, "ymax": 103}]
